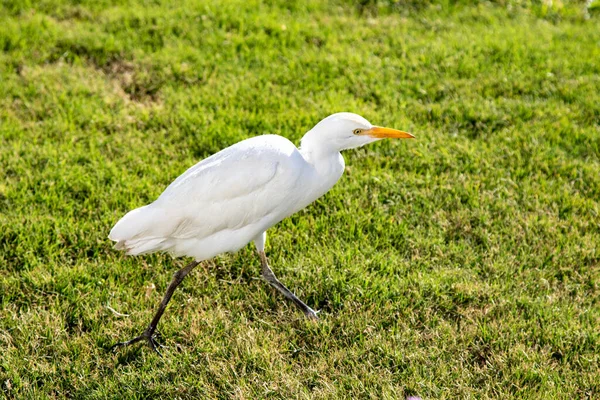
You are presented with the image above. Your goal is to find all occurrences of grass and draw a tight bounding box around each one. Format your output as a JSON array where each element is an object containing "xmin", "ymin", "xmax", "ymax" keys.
[{"xmin": 1, "ymin": 0, "xmax": 599, "ymax": 398}]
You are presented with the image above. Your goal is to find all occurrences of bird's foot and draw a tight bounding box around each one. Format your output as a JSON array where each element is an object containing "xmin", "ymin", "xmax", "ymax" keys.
[
  {"xmin": 304, "ymin": 308, "xmax": 320, "ymax": 321},
  {"xmin": 111, "ymin": 328, "xmax": 164, "ymax": 356}
]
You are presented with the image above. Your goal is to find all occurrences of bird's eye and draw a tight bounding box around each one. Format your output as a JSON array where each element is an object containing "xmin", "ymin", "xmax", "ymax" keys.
[{"xmin": 353, "ymin": 129, "xmax": 363, "ymax": 135}]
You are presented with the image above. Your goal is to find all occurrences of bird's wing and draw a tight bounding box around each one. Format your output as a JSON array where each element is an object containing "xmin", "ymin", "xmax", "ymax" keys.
[{"xmin": 150, "ymin": 135, "xmax": 305, "ymax": 240}]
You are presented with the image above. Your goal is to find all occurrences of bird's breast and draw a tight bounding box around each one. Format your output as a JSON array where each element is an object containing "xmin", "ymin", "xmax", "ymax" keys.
[{"xmin": 293, "ymin": 151, "xmax": 345, "ymax": 211}]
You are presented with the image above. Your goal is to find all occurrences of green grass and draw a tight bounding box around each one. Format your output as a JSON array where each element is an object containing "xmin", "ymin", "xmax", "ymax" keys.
[{"xmin": 1, "ymin": 0, "xmax": 599, "ymax": 398}]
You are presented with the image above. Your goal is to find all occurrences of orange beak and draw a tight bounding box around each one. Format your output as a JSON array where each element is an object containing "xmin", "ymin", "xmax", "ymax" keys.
[{"xmin": 362, "ymin": 126, "xmax": 415, "ymax": 139}]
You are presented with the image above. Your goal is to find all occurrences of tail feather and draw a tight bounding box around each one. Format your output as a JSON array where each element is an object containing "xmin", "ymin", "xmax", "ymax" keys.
[
  {"xmin": 114, "ymin": 240, "xmax": 128, "ymax": 250},
  {"xmin": 109, "ymin": 204, "xmax": 175, "ymax": 255},
  {"xmin": 120, "ymin": 237, "xmax": 168, "ymax": 255}
]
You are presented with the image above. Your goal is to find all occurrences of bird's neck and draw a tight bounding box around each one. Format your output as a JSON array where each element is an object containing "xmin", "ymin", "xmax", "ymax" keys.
[
  {"xmin": 299, "ymin": 140, "xmax": 345, "ymax": 190},
  {"xmin": 299, "ymin": 130, "xmax": 340, "ymax": 160}
]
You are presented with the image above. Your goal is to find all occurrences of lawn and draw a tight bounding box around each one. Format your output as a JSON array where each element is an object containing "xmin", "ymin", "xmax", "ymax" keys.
[{"xmin": 1, "ymin": 0, "xmax": 599, "ymax": 398}]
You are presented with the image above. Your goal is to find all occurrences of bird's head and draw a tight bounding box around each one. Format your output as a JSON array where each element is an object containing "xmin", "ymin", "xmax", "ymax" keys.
[{"xmin": 300, "ymin": 112, "xmax": 414, "ymax": 153}]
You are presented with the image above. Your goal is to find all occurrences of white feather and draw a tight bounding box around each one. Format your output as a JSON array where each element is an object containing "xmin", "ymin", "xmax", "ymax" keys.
[{"xmin": 110, "ymin": 135, "xmax": 320, "ymax": 259}]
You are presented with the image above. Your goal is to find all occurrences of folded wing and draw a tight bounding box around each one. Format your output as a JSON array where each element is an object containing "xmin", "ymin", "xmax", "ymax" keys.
[{"xmin": 109, "ymin": 135, "xmax": 305, "ymax": 257}]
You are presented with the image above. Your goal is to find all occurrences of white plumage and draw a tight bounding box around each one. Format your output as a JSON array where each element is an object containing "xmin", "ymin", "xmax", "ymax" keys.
[
  {"xmin": 109, "ymin": 132, "xmax": 342, "ymax": 258},
  {"xmin": 110, "ymin": 134, "xmax": 307, "ymax": 259},
  {"xmin": 109, "ymin": 112, "xmax": 414, "ymax": 353}
]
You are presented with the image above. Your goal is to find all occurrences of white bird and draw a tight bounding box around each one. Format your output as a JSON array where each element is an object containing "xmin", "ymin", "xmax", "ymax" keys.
[{"xmin": 109, "ymin": 112, "xmax": 414, "ymax": 354}]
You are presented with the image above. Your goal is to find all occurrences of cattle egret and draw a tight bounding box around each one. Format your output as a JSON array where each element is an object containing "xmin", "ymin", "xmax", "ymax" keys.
[{"xmin": 109, "ymin": 112, "xmax": 414, "ymax": 354}]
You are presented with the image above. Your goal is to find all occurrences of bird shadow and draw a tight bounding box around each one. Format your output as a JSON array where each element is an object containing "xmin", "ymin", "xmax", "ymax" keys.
[{"xmin": 111, "ymin": 346, "xmax": 146, "ymax": 366}]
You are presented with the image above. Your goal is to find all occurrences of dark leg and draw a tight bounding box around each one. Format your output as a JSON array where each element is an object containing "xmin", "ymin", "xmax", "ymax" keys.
[
  {"xmin": 258, "ymin": 251, "xmax": 319, "ymax": 320},
  {"xmin": 111, "ymin": 260, "xmax": 200, "ymax": 355}
]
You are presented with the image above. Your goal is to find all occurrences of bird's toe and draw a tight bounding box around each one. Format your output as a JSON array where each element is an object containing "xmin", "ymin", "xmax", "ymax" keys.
[
  {"xmin": 110, "ymin": 329, "xmax": 164, "ymax": 355},
  {"xmin": 148, "ymin": 336, "xmax": 164, "ymax": 357},
  {"xmin": 305, "ymin": 309, "xmax": 320, "ymax": 321}
]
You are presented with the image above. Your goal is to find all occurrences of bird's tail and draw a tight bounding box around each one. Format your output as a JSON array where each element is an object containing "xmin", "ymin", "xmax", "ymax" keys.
[{"xmin": 108, "ymin": 204, "xmax": 172, "ymax": 255}]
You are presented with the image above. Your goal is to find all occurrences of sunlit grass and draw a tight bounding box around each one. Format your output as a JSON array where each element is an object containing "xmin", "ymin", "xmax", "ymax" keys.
[{"xmin": 1, "ymin": 0, "xmax": 598, "ymax": 398}]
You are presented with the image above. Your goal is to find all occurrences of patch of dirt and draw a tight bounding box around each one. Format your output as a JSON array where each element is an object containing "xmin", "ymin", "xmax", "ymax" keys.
[{"xmin": 101, "ymin": 59, "xmax": 163, "ymax": 104}]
